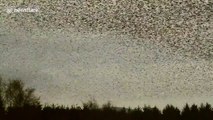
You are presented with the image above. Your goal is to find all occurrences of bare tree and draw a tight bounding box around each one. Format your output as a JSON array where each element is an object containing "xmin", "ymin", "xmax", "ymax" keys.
[{"xmin": 5, "ymin": 80, "xmax": 40, "ymax": 108}]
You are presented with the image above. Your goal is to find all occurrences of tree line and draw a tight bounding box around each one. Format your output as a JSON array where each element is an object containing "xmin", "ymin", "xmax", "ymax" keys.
[{"xmin": 0, "ymin": 76, "xmax": 213, "ymax": 120}]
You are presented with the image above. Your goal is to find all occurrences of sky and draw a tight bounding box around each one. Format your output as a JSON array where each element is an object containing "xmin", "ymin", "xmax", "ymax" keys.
[{"xmin": 0, "ymin": 0, "xmax": 213, "ymax": 109}]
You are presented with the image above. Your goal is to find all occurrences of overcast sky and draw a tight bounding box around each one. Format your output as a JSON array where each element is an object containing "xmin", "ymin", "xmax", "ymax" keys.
[
  {"xmin": 0, "ymin": 26, "xmax": 212, "ymax": 109},
  {"xmin": 0, "ymin": 0, "xmax": 213, "ymax": 109}
]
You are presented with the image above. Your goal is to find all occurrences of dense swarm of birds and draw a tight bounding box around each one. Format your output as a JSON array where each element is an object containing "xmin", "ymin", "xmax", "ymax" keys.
[{"xmin": 1, "ymin": 0, "xmax": 213, "ymax": 60}]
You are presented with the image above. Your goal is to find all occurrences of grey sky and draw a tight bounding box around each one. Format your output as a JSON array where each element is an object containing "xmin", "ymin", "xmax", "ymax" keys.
[
  {"xmin": 0, "ymin": 26, "xmax": 212, "ymax": 109},
  {"xmin": 0, "ymin": 0, "xmax": 213, "ymax": 109}
]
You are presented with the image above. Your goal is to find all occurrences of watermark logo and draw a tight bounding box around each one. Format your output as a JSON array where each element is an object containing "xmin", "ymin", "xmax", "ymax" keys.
[{"xmin": 6, "ymin": 6, "xmax": 39, "ymax": 13}]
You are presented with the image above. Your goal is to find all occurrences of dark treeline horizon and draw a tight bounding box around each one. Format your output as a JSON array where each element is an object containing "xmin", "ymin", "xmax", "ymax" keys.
[{"xmin": 0, "ymin": 77, "xmax": 213, "ymax": 120}]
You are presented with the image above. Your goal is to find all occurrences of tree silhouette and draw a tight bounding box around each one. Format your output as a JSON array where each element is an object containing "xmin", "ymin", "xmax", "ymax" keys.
[
  {"xmin": 1, "ymin": 76, "xmax": 213, "ymax": 120},
  {"xmin": 0, "ymin": 76, "xmax": 5, "ymax": 119},
  {"xmin": 83, "ymin": 99, "xmax": 99, "ymax": 110},
  {"xmin": 199, "ymin": 103, "xmax": 213, "ymax": 120},
  {"xmin": 142, "ymin": 106, "xmax": 162, "ymax": 120},
  {"xmin": 190, "ymin": 104, "xmax": 199, "ymax": 120},
  {"xmin": 5, "ymin": 80, "xmax": 40, "ymax": 108},
  {"xmin": 102, "ymin": 101, "xmax": 114, "ymax": 111},
  {"xmin": 162, "ymin": 104, "xmax": 180, "ymax": 120},
  {"xmin": 181, "ymin": 103, "xmax": 193, "ymax": 120}
]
